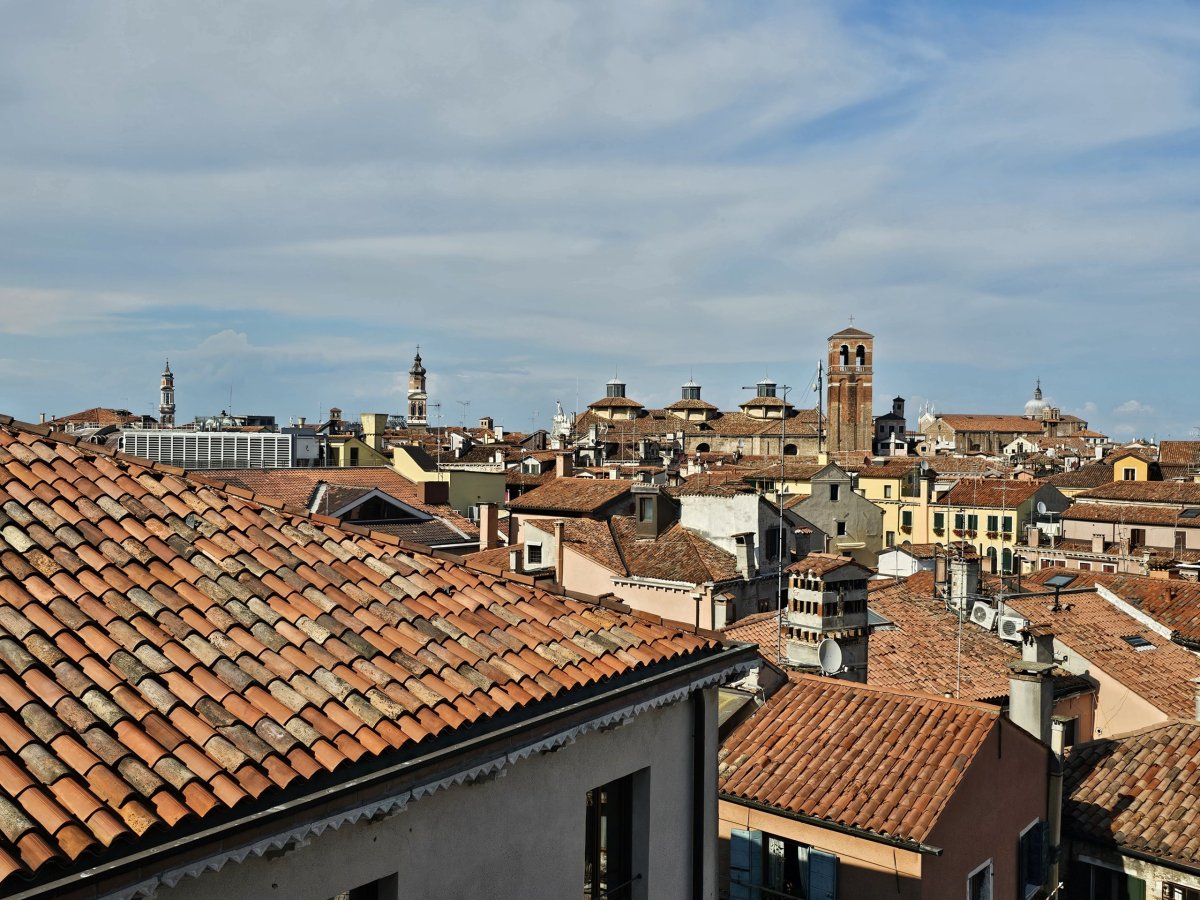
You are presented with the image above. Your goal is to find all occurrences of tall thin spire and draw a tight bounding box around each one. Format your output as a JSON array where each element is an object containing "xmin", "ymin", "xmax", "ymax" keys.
[{"xmin": 159, "ymin": 360, "xmax": 176, "ymax": 428}]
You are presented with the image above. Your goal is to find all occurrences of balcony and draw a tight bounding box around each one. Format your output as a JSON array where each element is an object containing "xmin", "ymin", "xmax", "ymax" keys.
[{"xmin": 829, "ymin": 365, "xmax": 869, "ymax": 376}]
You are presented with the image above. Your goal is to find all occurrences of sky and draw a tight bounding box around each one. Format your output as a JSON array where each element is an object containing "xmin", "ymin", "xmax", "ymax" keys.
[{"xmin": 1, "ymin": 1, "xmax": 1198, "ymax": 441}]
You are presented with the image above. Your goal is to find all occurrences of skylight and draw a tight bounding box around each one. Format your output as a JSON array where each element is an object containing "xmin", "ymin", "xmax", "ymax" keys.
[
  {"xmin": 1120, "ymin": 635, "xmax": 1155, "ymax": 652},
  {"xmin": 1044, "ymin": 574, "xmax": 1077, "ymax": 589}
]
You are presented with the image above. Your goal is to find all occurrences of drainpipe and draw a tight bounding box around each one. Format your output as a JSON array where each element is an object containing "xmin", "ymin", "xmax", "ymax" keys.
[
  {"xmin": 554, "ymin": 519, "xmax": 565, "ymax": 583},
  {"xmin": 1048, "ymin": 717, "xmax": 1065, "ymax": 898}
]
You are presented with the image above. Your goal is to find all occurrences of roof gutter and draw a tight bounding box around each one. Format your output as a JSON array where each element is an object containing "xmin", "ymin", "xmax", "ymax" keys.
[
  {"xmin": 719, "ymin": 794, "xmax": 944, "ymax": 857},
  {"xmin": 1072, "ymin": 835, "xmax": 1200, "ymax": 880},
  {"xmin": 12, "ymin": 644, "xmax": 756, "ymax": 900}
]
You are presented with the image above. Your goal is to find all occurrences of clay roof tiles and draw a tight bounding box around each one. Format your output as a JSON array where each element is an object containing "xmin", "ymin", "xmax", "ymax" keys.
[
  {"xmin": 1077, "ymin": 481, "xmax": 1200, "ymax": 506},
  {"xmin": 936, "ymin": 415, "xmax": 1043, "ymax": 434},
  {"xmin": 1159, "ymin": 441, "xmax": 1200, "ymax": 468},
  {"xmin": 505, "ymin": 478, "xmax": 633, "ymax": 514},
  {"xmin": 1006, "ymin": 588, "xmax": 1200, "ymax": 719},
  {"xmin": 0, "ymin": 419, "xmax": 723, "ymax": 888},
  {"xmin": 939, "ymin": 478, "xmax": 1047, "ymax": 509},
  {"xmin": 719, "ymin": 675, "xmax": 999, "ymax": 844},
  {"xmin": 1066, "ymin": 720, "xmax": 1200, "ymax": 869}
]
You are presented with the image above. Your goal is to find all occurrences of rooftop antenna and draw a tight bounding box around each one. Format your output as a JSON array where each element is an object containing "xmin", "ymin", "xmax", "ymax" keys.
[{"xmin": 457, "ymin": 400, "xmax": 470, "ymax": 429}]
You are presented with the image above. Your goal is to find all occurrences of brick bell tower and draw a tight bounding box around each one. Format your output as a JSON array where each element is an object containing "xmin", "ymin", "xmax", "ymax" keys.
[{"xmin": 827, "ymin": 325, "xmax": 874, "ymax": 456}]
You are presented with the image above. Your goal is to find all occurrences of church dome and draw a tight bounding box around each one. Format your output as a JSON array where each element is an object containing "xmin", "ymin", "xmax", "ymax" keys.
[{"xmin": 1024, "ymin": 380, "xmax": 1049, "ymax": 418}]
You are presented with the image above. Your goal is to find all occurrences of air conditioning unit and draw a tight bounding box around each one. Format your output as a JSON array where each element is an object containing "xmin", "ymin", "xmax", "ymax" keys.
[
  {"xmin": 998, "ymin": 615, "xmax": 1027, "ymax": 643},
  {"xmin": 969, "ymin": 602, "xmax": 997, "ymax": 631}
]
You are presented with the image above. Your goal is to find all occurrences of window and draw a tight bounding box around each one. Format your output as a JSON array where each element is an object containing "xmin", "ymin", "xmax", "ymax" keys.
[
  {"xmin": 886, "ymin": 531, "xmax": 895, "ymax": 547},
  {"xmin": 1002, "ymin": 516, "xmax": 1014, "ymax": 534},
  {"xmin": 836, "ymin": 521, "xmax": 847, "ymax": 537},
  {"xmin": 901, "ymin": 509, "xmax": 913, "ymax": 530},
  {"xmin": 1067, "ymin": 860, "xmax": 1146, "ymax": 900},
  {"xmin": 765, "ymin": 526, "xmax": 781, "ymax": 562},
  {"xmin": 1129, "ymin": 528, "xmax": 1146, "ymax": 549},
  {"xmin": 967, "ymin": 514, "xmax": 979, "ymax": 532},
  {"xmin": 730, "ymin": 829, "xmax": 837, "ymax": 900},
  {"xmin": 1078, "ymin": 562, "xmax": 1092, "ymax": 571},
  {"xmin": 1018, "ymin": 821, "xmax": 1047, "ymax": 899},
  {"xmin": 967, "ymin": 859, "xmax": 992, "ymax": 900},
  {"xmin": 934, "ymin": 512, "xmax": 945, "ymax": 532},
  {"xmin": 883, "ymin": 485, "xmax": 892, "ymax": 499},
  {"xmin": 955, "ymin": 512, "xmax": 965, "ymax": 531},
  {"xmin": 638, "ymin": 497, "xmax": 653, "ymax": 523},
  {"xmin": 1102, "ymin": 564, "xmax": 1117, "ymax": 573},
  {"xmin": 1163, "ymin": 883, "xmax": 1200, "ymax": 900},
  {"xmin": 527, "ymin": 543, "xmax": 543, "ymax": 565},
  {"xmin": 349, "ymin": 446, "xmax": 360, "ymax": 466},
  {"xmin": 1002, "ymin": 548, "xmax": 1013, "ymax": 574},
  {"xmin": 1058, "ymin": 716, "xmax": 1078, "ymax": 749},
  {"xmin": 829, "ymin": 484, "xmax": 840, "ymax": 502},
  {"xmin": 986, "ymin": 514, "xmax": 999, "ymax": 533},
  {"xmin": 1123, "ymin": 467, "xmax": 1137, "ymax": 480},
  {"xmin": 584, "ymin": 774, "xmax": 640, "ymax": 900}
]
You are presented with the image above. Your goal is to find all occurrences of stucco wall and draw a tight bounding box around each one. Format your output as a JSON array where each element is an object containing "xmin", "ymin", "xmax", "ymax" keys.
[
  {"xmin": 160, "ymin": 693, "xmax": 716, "ymax": 900},
  {"xmin": 718, "ymin": 800, "xmax": 924, "ymax": 899},
  {"xmin": 923, "ymin": 720, "xmax": 1049, "ymax": 900}
]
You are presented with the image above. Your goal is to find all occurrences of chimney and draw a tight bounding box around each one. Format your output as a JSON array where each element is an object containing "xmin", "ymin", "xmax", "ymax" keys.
[
  {"xmin": 949, "ymin": 557, "xmax": 980, "ymax": 611},
  {"xmin": 417, "ymin": 480, "xmax": 450, "ymax": 505},
  {"xmin": 934, "ymin": 552, "xmax": 948, "ymax": 586},
  {"xmin": 1027, "ymin": 525, "xmax": 1041, "ymax": 549},
  {"xmin": 556, "ymin": 452, "xmax": 574, "ymax": 479},
  {"xmin": 360, "ymin": 413, "xmax": 388, "ymax": 452},
  {"xmin": 1193, "ymin": 677, "xmax": 1200, "ymax": 721},
  {"xmin": 508, "ymin": 547, "xmax": 523, "ymax": 574},
  {"xmin": 1092, "ymin": 533, "xmax": 1105, "ymax": 554},
  {"xmin": 1022, "ymin": 630, "xmax": 1056, "ymax": 664},
  {"xmin": 1008, "ymin": 659, "xmax": 1054, "ymax": 745},
  {"xmin": 298, "ymin": 416, "xmax": 307, "ymax": 427},
  {"xmin": 734, "ymin": 533, "xmax": 757, "ymax": 579},
  {"xmin": 554, "ymin": 520, "xmax": 566, "ymax": 578},
  {"xmin": 39, "ymin": 413, "xmax": 46, "ymax": 425},
  {"xmin": 478, "ymin": 502, "xmax": 499, "ymax": 552}
]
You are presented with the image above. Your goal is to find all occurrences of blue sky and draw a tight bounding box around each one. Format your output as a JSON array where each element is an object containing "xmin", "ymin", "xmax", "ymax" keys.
[{"xmin": 1, "ymin": 1, "xmax": 1197, "ymax": 439}]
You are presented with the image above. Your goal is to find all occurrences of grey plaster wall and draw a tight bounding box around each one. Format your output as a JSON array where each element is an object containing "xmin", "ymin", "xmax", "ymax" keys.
[{"xmin": 158, "ymin": 692, "xmax": 716, "ymax": 900}]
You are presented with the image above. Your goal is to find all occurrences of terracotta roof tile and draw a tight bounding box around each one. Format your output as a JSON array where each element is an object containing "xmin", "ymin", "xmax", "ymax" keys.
[
  {"xmin": 1066, "ymin": 720, "xmax": 1200, "ymax": 869},
  {"xmin": 1007, "ymin": 587, "xmax": 1200, "ymax": 718},
  {"xmin": 1078, "ymin": 480, "xmax": 1200, "ymax": 505},
  {"xmin": 719, "ymin": 675, "xmax": 1001, "ymax": 844},
  {"xmin": 506, "ymin": 478, "xmax": 634, "ymax": 514},
  {"xmin": 0, "ymin": 418, "xmax": 725, "ymax": 888}
]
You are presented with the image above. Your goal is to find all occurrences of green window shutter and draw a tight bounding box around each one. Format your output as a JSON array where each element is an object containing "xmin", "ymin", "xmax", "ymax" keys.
[
  {"xmin": 809, "ymin": 849, "xmax": 838, "ymax": 900},
  {"xmin": 729, "ymin": 829, "xmax": 762, "ymax": 900},
  {"xmin": 1126, "ymin": 874, "xmax": 1145, "ymax": 900},
  {"xmin": 934, "ymin": 512, "xmax": 945, "ymax": 529}
]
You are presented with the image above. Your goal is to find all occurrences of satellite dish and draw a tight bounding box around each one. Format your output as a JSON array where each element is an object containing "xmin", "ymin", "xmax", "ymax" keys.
[
  {"xmin": 817, "ymin": 639, "xmax": 844, "ymax": 676},
  {"xmin": 1036, "ymin": 501, "xmax": 1048, "ymax": 515}
]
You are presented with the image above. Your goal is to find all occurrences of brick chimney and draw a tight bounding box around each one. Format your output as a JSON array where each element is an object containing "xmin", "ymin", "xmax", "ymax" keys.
[
  {"xmin": 478, "ymin": 502, "xmax": 499, "ymax": 552},
  {"xmin": 556, "ymin": 452, "xmax": 574, "ymax": 479}
]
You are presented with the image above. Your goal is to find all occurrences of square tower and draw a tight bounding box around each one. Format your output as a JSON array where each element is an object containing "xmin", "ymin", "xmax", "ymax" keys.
[{"xmin": 827, "ymin": 326, "xmax": 874, "ymax": 456}]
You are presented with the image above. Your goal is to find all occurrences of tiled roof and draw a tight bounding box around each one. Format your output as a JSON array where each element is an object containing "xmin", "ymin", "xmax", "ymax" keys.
[
  {"xmin": 1005, "ymin": 590, "xmax": 1200, "ymax": 718},
  {"xmin": 939, "ymin": 478, "xmax": 1046, "ymax": 509},
  {"xmin": 48, "ymin": 409, "xmax": 144, "ymax": 429},
  {"xmin": 1078, "ymin": 481, "xmax": 1200, "ymax": 506},
  {"xmin": 612, "ymin": 519, "xmax": 739, "ymax": 584},
  {"xmin": 936, "ymin": 415, "xmax": 1043, "ymax": 434},
  {"xmin": 0, "ymin": 419, "xmax": 727, "ymax": 888},
  {"xmin": 1159, "ymin": 441, "xmax": 1200, "ymax": 468},
  {"xmin": 855, "ymin": 461, "xmax": 923, "ymax": 479},
  {"xmin": 720, "ymin": 611, "xmax": 780, "ymax": 650},
  {"xmin": 668, "ymin": 469, "xmax": 758, "ymax": 498},
  {"xmin": 506, "ymin": 478, "xmax": 633, "ymax": 514},
  {"xmin": 459, "ymin": 543, "xmax": 519, "ymax": 572},
  {"xmin": 867, "ymin": 573, "xmax": 1021, "ymax": 701},
  {"xmin": 830, "ymin": 326, "xmax": 873, "ymax": 339},
  {"xmin": 196, "ymin": 467, "xmax": 478, "ymax": 540},
  {"xmin": 886, "ymin": 542, "xmax": 977, "ymax": 560},
  {"xmin": 1066, "ymin": 720, "xmax": 1200, "ymax": 869},
  {"xmin": 664, "ymin": 399, "xmax": 719, "ymax": 412},
  {"xmin": 1062, "ymin": 502, "xmax": 1200, "ymax": 527},
  {"xmin": 785, "ymin": 553, "xmax": 865, "ymax": 579},
  {"xmin": 927, "ymin": 456, "xmax": 1010, "ymax": 477},
  {"xmin": 741, "ymin": 460, "xmax": 827, "ymax": 482},
  {"xmin": 586, "ymin": 396, "xmax": 644, "ymax": 410},
  {"xmin": 1047, "ymin": 463, "xmax": 1117, "ymax": 490},
  {"xmin": 1023, "ymin": 568, "xmax": 1200, "ymax": 645},
  {"xmin": 523, "ymin": 516, "xmax": 740, "ymax": 585},
  {"xmin": 719, "ymin": 676, "xmax": 1000, "ymax": 845}
]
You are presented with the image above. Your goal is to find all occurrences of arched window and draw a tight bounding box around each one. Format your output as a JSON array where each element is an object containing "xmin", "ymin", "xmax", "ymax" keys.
[
  {"xmin": 695, "ymin": 443, "xmax": 710, "ymax": 454},
  {"xmin": 784, "ymin": 444, "xmax": 798, "ymax": 456},
  {"xmin": 839, "ymin": 344, "xmax": 849, "ymax": 366},
  {"xmin": 855, "ymin": 344, "xmax": 866, "ymax": 366}
]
